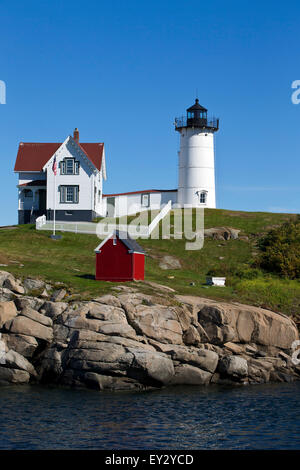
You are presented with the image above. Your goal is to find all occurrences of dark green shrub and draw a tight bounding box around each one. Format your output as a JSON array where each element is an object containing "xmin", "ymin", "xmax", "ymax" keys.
[{"xmin": 257, "ymin": 217, "xmax": 300, "ymax": 278}]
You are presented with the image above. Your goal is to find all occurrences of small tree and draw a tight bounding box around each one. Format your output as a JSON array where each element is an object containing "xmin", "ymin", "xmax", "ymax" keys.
[{"xmin": 257, "ymin": 217, "xmax": 300, "ymax": 279}]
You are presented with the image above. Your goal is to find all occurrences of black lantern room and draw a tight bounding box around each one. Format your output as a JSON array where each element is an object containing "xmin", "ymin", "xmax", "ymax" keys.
[
  {"xmin": 186, "ymin": 99, "xmax": 208, "ymax": 127},
  {"xmin": 174, "ymin": 99, "xmax": 219, "ymax": 131}
]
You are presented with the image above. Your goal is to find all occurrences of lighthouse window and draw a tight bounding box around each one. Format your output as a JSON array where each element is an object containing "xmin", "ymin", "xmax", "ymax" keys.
[
  {"xmin": 199, "ymin": 191, "xmax": 207, "ymax": 204},
  {"xmin": 141, "ymin": 194, "xmax": 150, "ymax": 207}
]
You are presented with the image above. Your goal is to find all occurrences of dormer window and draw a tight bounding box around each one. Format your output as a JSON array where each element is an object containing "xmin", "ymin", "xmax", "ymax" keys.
[{"xmin": 60, "ymin": 158, "xmax": 80, "ymax": 175}]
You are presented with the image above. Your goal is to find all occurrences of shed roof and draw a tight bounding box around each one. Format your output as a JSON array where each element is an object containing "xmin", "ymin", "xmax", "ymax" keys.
[{"xmin": 95, "ymin": 230, "xmax": 146, "ymax": 254}]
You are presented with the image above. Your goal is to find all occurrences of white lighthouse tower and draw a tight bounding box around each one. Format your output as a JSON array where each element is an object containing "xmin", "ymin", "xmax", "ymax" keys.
[{"xmin": 175, "ymin": 99, "xmax": 219, "ymax": 208}]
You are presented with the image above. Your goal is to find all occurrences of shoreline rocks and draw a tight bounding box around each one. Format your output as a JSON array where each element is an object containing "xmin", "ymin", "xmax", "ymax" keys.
[{"xmin": 0, "ymin": 270, "xmax": 299, "ymax": 391}]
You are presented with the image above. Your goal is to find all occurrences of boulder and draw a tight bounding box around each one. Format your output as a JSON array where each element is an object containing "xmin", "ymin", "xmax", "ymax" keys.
[
  {"xmin": 4, "ymin": 277, "xmax": 25, "ymax": 294},
  {"xmin": 0, "ymin": 366, "xmax": 30, "ymax": 384},
  {"xmin": 1, "ymin": 333, "xmax": 38, "ymax": 358},
  {"xmin": 40, "ymin": 289, "xmax": 50, "ymax": 299},
  {"xmin": 63, "ymin": 315, "xmax": 136, "ymax": 339},
  {"xmin": 14, "ymin": 296, "xmax": 45, "ymax": 312},
  {"xmin": 218, "ymin": 355, "xmax": 248, "ymax": 379},
  {"xmin": 224, "ymin": 342, "xmax": 244, "ymax": 354},
  {"xmin": 73, "ymin": 337, "xmax": 154, "ymax": 352},
  {"xmin": 128, "ymin": 305, "xmax": 183, "ymax": 344},
  {"xmin": 7, "ymin": 316, "xmax": 53, "ymax": 342},
  {"xmin": 53, "ymin": 324, "xmax": 70, "ymax": 343},
  {"xmin": 204, "ymin": 227, "xmax": 240, "ymax": 240},
  {"xmin": 183, "ymin": 325, "xmax": 201, "ymax": 346},
  {"xmin": 245, "ymin": 345, "xmax": 257, "ymax": 355},
  {"xmin": 248, "ymin": 363, "xmax": 270, "ymax": 384},
  {"xmin": 21, "ymin": 306, "xmax": 53, "ymax": 327},
  {"xmin": 0, "ymin": 271, "xmax": 14, "ymax": 287},
  {"xmin": 128, "ymin": 349, "xmax": 175, "ymax": 385},
  {"xmin": 0, "ymin": 334, "xmax": 6, "ymax": 363},
  {"xmin": 0, "ymin": 287, "xmax": 15, "ymax": 302},
  {"xmin": 39, "ymin": 347, "xmax": 64, "ymax": 378},
  {"xmin": 63, "ymin": 315, "xmax": 103, "ymax": 332},
  {"xmin": 86, "ymin": 303, "xmax": 127, "ymax": 323},
  {"xmin": 67, "ymin": 342, "xmax": 134, "ymax": 374},
  {"xmin": 177, "ymin": 306, "xmax": 193, "ymax": 333},
  {"xmin": 39, "ymin": 301, "xmax": 68, "ymax": 319},
  {"xmin": 197, "ymin": 301, "xmax": 299, "ymax": 350},
  {"xmin": 159, "ymin": 255, "xmax": 182, "ymax": 270},
  {"xmin": 69, "ymin": 329, "xmax": 149, "ymax": 350},
  {"xmin": 93, "ymin": 295, "xmax": 122, "ymax": 308},
  {"xmin": 97, "ymin": 322, "xmax": 137, "ymax": 339},
  {"xmin": 170, "ymin": 364, "xmax": 212, "ymax": 385},
  {"xmin": 69, "ymin": 329, "xmax": 109, "ymax": 344},
  {"xmin": 0, "ymin": 301, "xmax": 18, "ymax": 327},
  {"xmin": 51, "ymin": 289, "xmax": 67, "ymax": 302},
  {"xmin": 5, "ymin": 350, "xmax": 37, "ymax": 376},
  {"xmin": 84, "ymin": 372, "xmax": 145, "ymax": 391},
  {"xmin": 23, "ymin": 278, "xmax": 45, "ymax": 293},
  {"xmin": 165, "ymin": 346, "xmax": 219, "ymax": 373}
]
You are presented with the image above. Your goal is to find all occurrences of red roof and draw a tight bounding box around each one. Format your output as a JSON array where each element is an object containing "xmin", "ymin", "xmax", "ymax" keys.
[
  {"xmin": 14, "ymin": 142, "xmax": 104, "ymax": 172},
  {"xmin": 103, "ymin": 189, "xmax": 177, "ymax": 197}
]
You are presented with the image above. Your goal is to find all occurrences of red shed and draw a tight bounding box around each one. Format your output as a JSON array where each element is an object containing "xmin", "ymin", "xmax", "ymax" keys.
[{"xmin": 95, "ymin": 230, "xmax": 145, "ymax": 282}]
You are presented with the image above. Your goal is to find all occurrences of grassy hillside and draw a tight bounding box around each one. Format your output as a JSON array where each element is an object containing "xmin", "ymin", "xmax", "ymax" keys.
[{"xmin": 0, "ymin": 208, "xmax": 299, "ymax": 319}]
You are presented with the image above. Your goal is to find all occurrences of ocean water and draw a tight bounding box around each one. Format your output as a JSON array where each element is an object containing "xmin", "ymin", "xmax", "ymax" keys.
[{"xmin": 0, "ymin": 382, "xmax": 299, "ymax": 449}]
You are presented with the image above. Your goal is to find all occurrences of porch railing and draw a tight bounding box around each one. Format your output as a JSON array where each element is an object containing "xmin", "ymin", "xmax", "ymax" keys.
[{"xmin": 36, "ymin": 215, "xmax": 47, "ymax": 229}]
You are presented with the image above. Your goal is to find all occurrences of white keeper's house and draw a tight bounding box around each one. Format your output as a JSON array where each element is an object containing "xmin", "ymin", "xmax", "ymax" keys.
[{"xmin": 14, "ymin": 99, "xmax": 219, "ymax": 224}]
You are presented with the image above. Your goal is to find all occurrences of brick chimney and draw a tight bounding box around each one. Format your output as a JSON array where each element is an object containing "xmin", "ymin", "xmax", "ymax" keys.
[{"xmin": 73, "ymin": 128, "xmax": 79, "ymax": 143}]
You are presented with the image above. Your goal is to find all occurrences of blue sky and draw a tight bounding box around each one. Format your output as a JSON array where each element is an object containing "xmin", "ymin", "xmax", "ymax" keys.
[{"xmin": 0, "ymin": 0, "xmax": 300, "ymax": 225}]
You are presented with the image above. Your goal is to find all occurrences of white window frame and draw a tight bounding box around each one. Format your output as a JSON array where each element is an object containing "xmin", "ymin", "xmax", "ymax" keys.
[
  {"xmin": 60, "ymin": 185, "xmax": 79, "ymax": 204},
  {"xmin": 199, "ymin": 191, "xmax": 207, "ymax": 204},
  {"xmin": 60, "ymin": 158, "xmax": 80, "ymax": 175},
  {"xmin": 141, "ymin": 193, "xmax": 150, "ymax": 207}
]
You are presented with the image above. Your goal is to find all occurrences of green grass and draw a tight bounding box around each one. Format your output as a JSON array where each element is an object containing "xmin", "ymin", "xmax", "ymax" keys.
[{"xmin": 0, "ymin": 208, "xmax": 299, "ymax": 319}]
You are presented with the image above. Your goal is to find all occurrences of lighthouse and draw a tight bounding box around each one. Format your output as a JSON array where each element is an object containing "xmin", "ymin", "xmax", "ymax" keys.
[{"xmin": 175, "ymin": 99, "xmax": 219, "ymax": 208}]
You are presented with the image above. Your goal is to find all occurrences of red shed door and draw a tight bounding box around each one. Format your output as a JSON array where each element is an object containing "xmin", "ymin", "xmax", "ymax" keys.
[{"xmin": 133, "ymin": 253, "xmax": 145, "ymax": 280}]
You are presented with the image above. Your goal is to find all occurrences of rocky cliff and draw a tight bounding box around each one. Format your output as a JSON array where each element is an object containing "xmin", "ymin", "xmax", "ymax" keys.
[{"xmin": 0, "ymin": 270, "xmax": 299, "ymax": 391}]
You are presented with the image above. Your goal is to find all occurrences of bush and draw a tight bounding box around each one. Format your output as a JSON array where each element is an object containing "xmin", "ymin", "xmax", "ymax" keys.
[
  {"xmin": 257, "ymin": 217, "xmax": 300, "ymax": 278},
  {"xmin": 235, "ymin": 278, "xmax": 300, "ymax": 316},
  {"xmin": 207, "ymin": 265, "xmax": 261, "ymax": 280}
]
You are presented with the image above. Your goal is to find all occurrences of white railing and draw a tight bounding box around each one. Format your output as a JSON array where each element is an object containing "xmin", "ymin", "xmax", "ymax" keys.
[
  {"xmin": 35, "ymin": 202, "xmax": 172, "ymax": 238},
  {"xmin": 37, "ymin": 220, "xmax": 99, "ymax": 235},
  {"xmin": 36, "ymin": 215, "xmax": 46, "ymax": 229}
]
